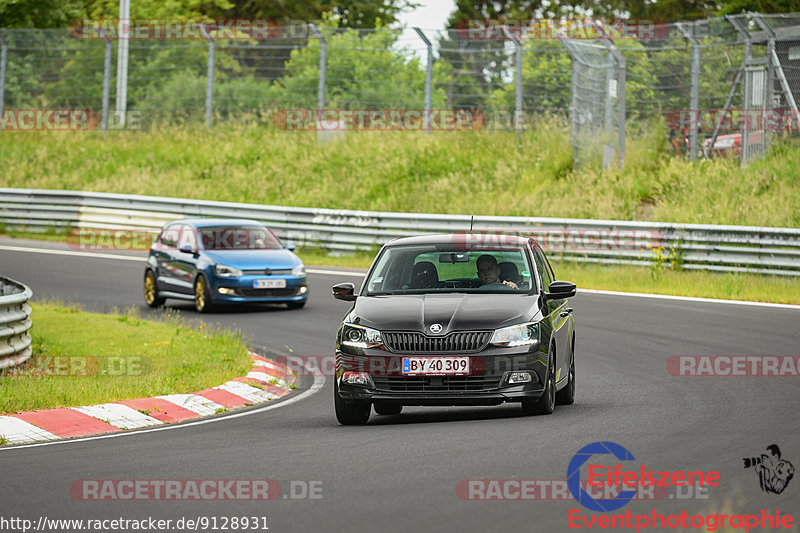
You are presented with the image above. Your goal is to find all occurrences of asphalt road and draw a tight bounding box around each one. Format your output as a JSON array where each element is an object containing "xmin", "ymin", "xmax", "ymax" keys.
[{"xmin": 1, "ymin": 237, "xmax": 799, "ymax": 533}]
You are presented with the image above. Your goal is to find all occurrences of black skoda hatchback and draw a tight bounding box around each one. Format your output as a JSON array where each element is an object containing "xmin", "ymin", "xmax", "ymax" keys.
[{"xmin": 331, "ymin": 234, "xmax": 577, "ymax": 425}]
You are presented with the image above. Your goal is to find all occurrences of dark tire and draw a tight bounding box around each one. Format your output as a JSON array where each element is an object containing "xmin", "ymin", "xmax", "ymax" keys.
[
  {"xmin": 287, "ymin": 301, "xmax": 306, "ymax": 310},
  {"xmin": 144, "ymin": 270, "xmax": 165, "ymax": 308},
  {"xmin": 194, "ymin": 275, "xmax": 214, "ymax": 313},
  {"xmin": 556, "ymin": 335, "xmax": 575, "ymax": 406},
  {"xmin": 374, "ymin": 403, "xmax": 402, "ymax": 416},
  {"xmin": 521, "ymin": 346, "xmax": 556, "ymax": 416},
  {"xmin": 334, "ymin": 379, "xmax": 370, "ymax": 425}
]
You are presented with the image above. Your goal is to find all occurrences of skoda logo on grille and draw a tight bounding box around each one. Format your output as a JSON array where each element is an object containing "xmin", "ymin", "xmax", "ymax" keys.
[{"xmin": 429, "ymin": 323, "xmax": 443, "ymax": 334}]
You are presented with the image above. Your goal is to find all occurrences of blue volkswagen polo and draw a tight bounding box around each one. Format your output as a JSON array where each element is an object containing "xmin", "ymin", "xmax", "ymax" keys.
[{"xmin": 143, "ymin": 219, "xmax": 308, "ymax": 312}]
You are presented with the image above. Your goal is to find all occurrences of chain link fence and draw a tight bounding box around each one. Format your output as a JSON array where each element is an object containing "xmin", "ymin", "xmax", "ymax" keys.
[{"xmin": 2, "ymin": 13, "xmax": 800, "ymax": 167}]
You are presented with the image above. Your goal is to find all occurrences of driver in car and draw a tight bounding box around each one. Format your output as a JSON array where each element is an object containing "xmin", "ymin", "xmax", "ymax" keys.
[{"xmin": 476, "ymin": 254, "xmax": 518, "ymax": 289}]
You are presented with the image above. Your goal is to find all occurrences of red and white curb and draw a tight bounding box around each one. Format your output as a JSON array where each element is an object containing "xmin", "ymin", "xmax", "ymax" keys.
[{"xmin": 0, "ymin": 352, "xmax": 297, "ymax": 446}]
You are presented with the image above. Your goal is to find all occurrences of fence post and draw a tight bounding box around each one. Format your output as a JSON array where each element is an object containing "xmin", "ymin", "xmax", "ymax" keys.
[
  {"xmin": 0, "ymin": 31, "xmax": 6, "ymax": 128},
  {"xmin": 602, "ymin": 39, "xmax": 626, "ymax": 167},
  {"xmin": 413, "ymin": 27, "xmax": 433, "ymax": 134},
  {"xmin": 309, "ymin": 24, "xmax": 327, "ymax": 113},
  {"xmin": 501, "ymin": 26, "xmax": 523, "ymax": 135},
  {"xmin": 200, "ymin": 24, "xmax": 215, "ymax": 130},
  {"xmin": 102, "ymin": 31, "xmax": 112, "ymax": 133},
  {"xmin": 604, "ymin": 54, "xmax": 615, "ymax": 132},
  {"xmin": 677, "ymin": 22, "xmax": 701, "ymax": 160},
  {"xmin": 115, "ymin": 0, "xmax": 130, "ymax": 127}
]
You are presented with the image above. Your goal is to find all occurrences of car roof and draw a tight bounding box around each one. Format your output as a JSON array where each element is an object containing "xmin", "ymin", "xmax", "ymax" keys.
[
  {"xmin": 384, "ymin": 233, "xmax": 538, "ymax": 247},
  {"xmin": 172, "ymin": 218, "xmax": 267, "ymax": 228}
]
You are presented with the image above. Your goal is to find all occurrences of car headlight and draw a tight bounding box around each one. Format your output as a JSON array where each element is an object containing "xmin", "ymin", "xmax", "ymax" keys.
[
  {"xmin": 215, "ymin": 264, "xmax": 242, "ymax": 277},
  {"xmin": 342, "ymin": 324, "xmax": 383, "ymax": 348},
  {"xmin": 490, "ymin": 322, "xmax": 539, "ymax": 347},
  {"xmin": 292, "ymin": 264, "xmax": 306, "ymax": 277}
]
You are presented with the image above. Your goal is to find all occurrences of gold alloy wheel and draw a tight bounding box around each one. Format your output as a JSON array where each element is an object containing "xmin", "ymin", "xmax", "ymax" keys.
[
  {"xmin": 144, "ymin": 273, "xmax": 156, "ymax": 305},
  {"xmin": 195, "ymin": 277, "xmax": 206, "ymax": 311}
]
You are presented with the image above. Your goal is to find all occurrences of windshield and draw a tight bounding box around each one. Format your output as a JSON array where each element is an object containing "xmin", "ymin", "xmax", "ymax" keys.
[
  {"xmin": 365, "ymin": 244, "xmax": 535, "ymax": 295},
  {"xmin": 197, "ymin": 225, "xmax": 281, "ymax": 250}
]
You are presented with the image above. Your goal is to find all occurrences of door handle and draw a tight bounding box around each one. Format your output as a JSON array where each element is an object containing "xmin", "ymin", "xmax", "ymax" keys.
[{"xmin": 560, "ymin": 308, "xmax": 573, "ymax": 317}]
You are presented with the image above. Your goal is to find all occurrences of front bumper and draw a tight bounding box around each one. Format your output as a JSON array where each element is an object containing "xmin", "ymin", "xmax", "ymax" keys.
[
  {"xmin": 210, "ymin": 275, "xmax": 308, "ymax": 304},
  {"xmin": 335, "ymin": 346, "xmax": 549, "ymax": 406}
]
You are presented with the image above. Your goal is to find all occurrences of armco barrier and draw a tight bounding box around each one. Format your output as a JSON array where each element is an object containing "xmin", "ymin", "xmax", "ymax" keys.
[
  {"xmin": 0, "ymin": 276, "xmax": 33, "ymax": 369},
  {"xmin": 1, "ymin": 188, "xmax": 799, "ymax": 276}
]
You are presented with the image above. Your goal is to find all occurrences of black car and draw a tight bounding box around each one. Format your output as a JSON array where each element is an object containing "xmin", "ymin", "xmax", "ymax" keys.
[{"xmin": 331, "ymin": 233, "xmax": 577, "ymax": 425}]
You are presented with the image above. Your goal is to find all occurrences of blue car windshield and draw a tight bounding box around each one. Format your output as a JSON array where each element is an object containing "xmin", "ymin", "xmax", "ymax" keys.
[
  {"xmin": 196, "ymin": 225, "xmax": 281, "ymax": 250},
  {"xmin": 365, "ymin": 244, "xmax": 535, "ymax": 295}
]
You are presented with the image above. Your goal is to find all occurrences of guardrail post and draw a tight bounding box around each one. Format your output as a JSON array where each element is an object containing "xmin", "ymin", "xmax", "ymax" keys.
[
  {"xmin": 309, "ymin": 24, "xmax": 327, "ymax": 113},
  {"xmin": 102, "ymin": 31, "xmax": 112, "ymax": 133},
  {"xmin": 677, "ymin": 22, "xmax": 701, "ymax": 160},
  {"xmin": 413, "ymin": 27, "xmax": 433, "ymax": 134},
  {"xmin": 0, "ymin": 31, "xmax": 7, "ymax": 128},
  {"xmin": 200, "ymin": 24, "xmax": 215, "ymax": 130}
]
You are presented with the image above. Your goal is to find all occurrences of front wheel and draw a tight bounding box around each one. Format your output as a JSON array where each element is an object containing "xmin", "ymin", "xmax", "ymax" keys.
[
  {"xmin": 334, "ymin": 379, "xmax": 370, "ymax": 425},
  {"xmin": 194, "ymin": 275, "xmax": 213, "ymax": 313},
  {"xmin": 521, "ymin": 347, "xmax": 556, "ymax": 416},
  {"xmin": 144, "ymin": 270, "xmax": 164, "ymax": 308}
]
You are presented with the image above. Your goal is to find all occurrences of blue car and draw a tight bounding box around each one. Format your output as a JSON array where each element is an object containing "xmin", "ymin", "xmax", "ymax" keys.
[{"xmin": 143, "ymin": 219, "xmax": 308, "ymax": 312}]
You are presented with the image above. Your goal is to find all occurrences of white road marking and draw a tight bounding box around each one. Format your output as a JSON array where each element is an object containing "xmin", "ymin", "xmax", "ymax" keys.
[
  {"xmin": 0, "ymin": 244, "xmax": 144, "ymax": 262},
  {"xmin": 0, "ymin": 416, "xmax": 60, "ymax": 445},
  {"xmin": 217, "ymin": 381, "xmax": 280, "ymax": 403},
  {"xmin": 155, "ymin": 394, "xmax": 225, "ymax": 416},
  {"xmin": 577, "ymin": 288, "xmax": 800, "ymax": 310},
  {"xmin": 72, "ymin": 404, "xmax": 163, "ymax": 430}
]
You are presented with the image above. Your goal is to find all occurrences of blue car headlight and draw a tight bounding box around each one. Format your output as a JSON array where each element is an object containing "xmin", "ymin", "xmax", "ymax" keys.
[
  {"xmin": 292, "ymin": 264, "xmax": 306, "ymax": 277},
  {"xmin": 215, "ymin": 264, "xmax": 242, "ymax": 277},
  {"xmin": 342, "ymin": 324, "xmax": 383, "ymax": 349},
  {"xmin": 490, "ymin": 322, "xmax": 539, "ymax": 347}
]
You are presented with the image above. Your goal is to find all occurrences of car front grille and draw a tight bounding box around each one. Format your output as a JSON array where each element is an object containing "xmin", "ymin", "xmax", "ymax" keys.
[
  {"xmin": 237, "ymin": 288, "xmax": 298, "ymax": 297},
  {"xmin": 372, "ymin": 376, "xmax": 502, "ymax": 392},
  {"xmin": 382, "ymin": 331, "xmax": 492, "ymax": 354},
  {"xmin": 242, "ymin": 269, "xmax": 293, "ymax": 276}
]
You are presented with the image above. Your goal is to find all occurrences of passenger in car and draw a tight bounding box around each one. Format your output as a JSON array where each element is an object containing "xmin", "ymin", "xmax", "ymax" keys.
[{"xmin": 476, "ymin": 255, "xmax": 518, "ymax": 289}]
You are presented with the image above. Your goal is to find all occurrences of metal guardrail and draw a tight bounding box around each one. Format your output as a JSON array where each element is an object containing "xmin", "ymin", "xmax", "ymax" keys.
[
  {"xmin": 0, "ymin": 276, "xmax": 33, "ymax": 369},
  {"xmin": 1, "ymin": 188, "xmax": 799, "ymax": 276}
]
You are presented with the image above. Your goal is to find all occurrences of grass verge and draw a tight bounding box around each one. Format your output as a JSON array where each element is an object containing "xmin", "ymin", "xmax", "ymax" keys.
[
  {"xmin": 0, "ymin": 302, "xmax": 252, "ymax": 414},
  {"xmin": 1, "ymin": 122, "xmax": 799, "ymax": 227}
]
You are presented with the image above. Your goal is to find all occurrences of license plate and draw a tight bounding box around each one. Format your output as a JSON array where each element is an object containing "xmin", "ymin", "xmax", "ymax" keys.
[
  {"xmin": 253, "ymin": 279, "xmax": 286, "ymax": 289},
  {"xmin": 402, "ymin": 357, "xmax": 469, "ymax": 375}
]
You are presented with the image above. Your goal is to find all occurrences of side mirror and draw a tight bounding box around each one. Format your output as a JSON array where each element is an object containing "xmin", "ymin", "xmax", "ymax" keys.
[
  {"xmin": 179, "ymin": 245, "xmax": 197, "ymax": 255},
  {"xmin": 544, "ymin": 280, "xmax": 576, "ymax": 300},
  {"xmin": 285, "ymin": 243, "xmax": 296, "ymax": 252},
  {"xmin": 332, "ymin": 282, "xmax": 357, "ymax": 301}
]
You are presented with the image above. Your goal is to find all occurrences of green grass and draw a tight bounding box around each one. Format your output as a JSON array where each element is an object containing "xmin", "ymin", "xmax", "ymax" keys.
[
  {"xmin": 1, "ymin": 121, "xmax": 799, "ymax": 227},
  {"xmin": 0, "ymin": 302, "xmax": 252, "ymax": 414}
]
